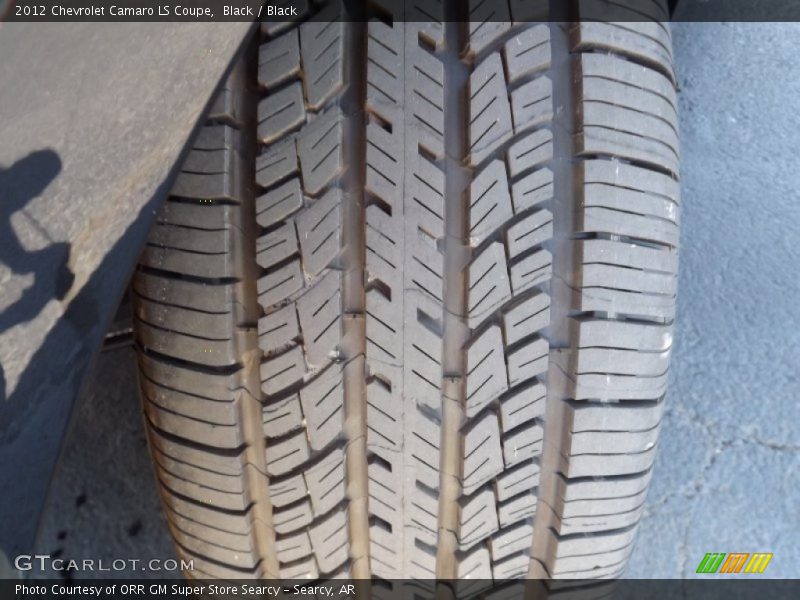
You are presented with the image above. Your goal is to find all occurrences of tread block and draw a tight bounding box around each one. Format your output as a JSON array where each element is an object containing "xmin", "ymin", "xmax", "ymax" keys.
[
  {"xmin": 580, "ymin": 239, "xmax": 678, "ymax": 275},
  {"xmin": 133, "ymin": 272, "xmax": 233, "ymax": 314},
  {"xmin": 193, "ymin": 124, "xmax": 235, "ymax": 152},
  {"xmin": 459, "ymin": 487, "xmax": 500, "ymax": 549},
  {"xmin": 408, "ymin": 158, "xmax": 446, "ymax": 240},
  {"xmin": 369, "ymin": 525, "xmax": 400, "ymax": 580},
  {"xmin": 579, "ymin": 206, "xmax": 679, "ymax": 248},
  {"xmin": 257, "ymin": 260, "xmax": 304, "ymax": 309},
  {"xmin": 458, "ymin": 546, "xmax": 492, "ymax": 580},
  {"xmin": 263, "ymin": 393, "xmax": 304, "ymax": 438},
  {"xmin": 463, "ymin": 413, "xmax": 503, "ymax": 495},
  {"xmin": 365, "ymin": 23, "xmax": 403, "ymax": 122},
  {"xmin": 148, "ymin": 428, "xmax": 243, "ymax": 478},
  {"xmin": 163, "ymin": 504, "xmax": 252, "ymax": 553},
  {"xmin": 365, "ymin": 205, "xmax": 402, "ymax": 285},
  {"xmin": 575, "ymin": 347, "xmax": 671, "ymax": 378},
  {"xmin": 256, "ymin": 137, "xmax": 298, "ymax": 189},
  {"xmin": 574, "ymin": 284, "xmax": 675, "ymax": 321},
  {"xmin": 575, "ymin": 19, "xmax": 674, "ymax": 84},
  {"xmin": 504, "ymin": 25, "xmax": 551, "ymax": 84},
  {"xmin": 579, "ymin": 53, "xmax": 677, "ymax": 123},
  {"xmin": 496, "ymin": 460, "xmax": 540, "ymax": 503},
  {"xmin": 467, "ymin": 242, "xmax": 512, "ymax": 328},
  {"xmin": 575, "ymin": 318, "xmax": 672, "ymax": 353},
  {"xmin": 490, "ymin": 521, "xmax": 533, "ymax": 562},
  {"xmin": 561, "ymin": 487, "xmax": 648, "ymax": 520},
  {"xmin": 469, "ymin": 160, "xmax": 514, "ymax": 246},
  {"xmin": 296, "ymin": 271, "xmax": 342, "ymax": 367},
  {"xmin": 171, "ymin": 170, "xmax": 238, "ymax": 203},
  {"xmin": 510, "ymin": 248, "xmax": 552, "ymax": 294},
  {"xmin": 408, "ymin": 236, "xmax": 445, "ymax": 302},
  {"xmin": 507, "ymin": 337, "xmax": 549, "ymax": 386},
  {"xmin": 309, "ymin": 509, "xmax": 349, "ymax": 574},
  {"xmin": 138, "ymin": 353, "xmax": 237, "ymax": 404},
  {"xmin": 295, "ymin": 188, "xmax": 342, "ymax": 276},
  {"xmin": 158, "ymin": 464, "xmax": 247, "ymax": 512},
  {"xmin": 511, "ymin": 167, "xmax": 554, "ymax": 213},
  {"xmin": 275, "ymin": 530, "xmax": 313, "ymax": 564},
  {"xmin": 156, "ymin": 200, "xmax": 231, "ymax": 230},
  {"xmin": 366, "ymin": 124, "xmax": 402, "ymax": 205},
  {"xmin": 135, "ymin": 296, "xmax": 231, "ymax": 341},
  {"xmin": 297, "ymin": 107, "xmax": 344, "ymax": 195},
  {"xmin": 469, "ymin": 52, "xmax": 513, "ymax": 165},
  {"xmin": 305, "ymin": 447, "xmax": 346, "ymax": 515},
  {"xmin": 568, "ymin": 426, "xmax": 660, "ymax": 457},
  {"xmin": 466, "ymin": 1, "xmax": 510, "ymax": 57},
  {"xmin": 582, "ymin": 158, "xmax": 679, "ymax": 206},
  {"xmin": 408, "ymin": 484, "xmax": 439, "ymax": 546},
  {"xmin": 140, "ymin": 244, "xmax": 232, "ymax": 281},
  {"xmin": 553, "ymin": 526, "xmax": 637, "ymax": 559},
  {"xmin": 134, "ymin": 319, "xmax": 235, "ymax": 368},
  {"xmin": 502, "ymin": 293, "xmax": 550, "ymax": 347},
  {"xmin": 270, "ymin": 472, "xmax": 307, "ymax": 509},
  {"xmin": 260, "ymin": 346, "xmax": 306, "ymax": 396},
  {"xmin": 299, "ymin": 370, "xmax": 344, "ymax": 450},
  {"xmin": 256, "ymin": 222, "xmax": 298, "ymax": 269},
  {"xmin": 258, "ymin": 304, "xmax": 300, "ymax": 356},
  {"xmin": 506, "ymin": 209, "xmax": 552, "ymax": 259},
  {"xmin": 409, "ymin": 52, "xmax": 446, "ymax": 157},
  {"xmin": 267, "ymin": 431, "xmax": 311, "ymax": 479},
  {"xmin": 498, "ymin": 491, "xmax": 537, "ymax": 528},
  {"xmin": 170, "ymin": 528, "xmax": 258, "ymax": 570},
  {"xmin": 563, "ymin": 444, "xmax": 658, "ymax": 478},
  {"xmin": 366, "ymin": 290, "xmax": 402, "ymax": 365},
  {"xmin": 567, "ymin": 400, "xmax": 664, "ymax": 433},
  {"xmin": 366, "ymin": 381, "xmax": 402, "ymax": 455},
  {"xmin": 161, "ymin": 486, "xmax": 250, "ymax": 535},
  {"xmin": 151, "ymin": 444, "xmax": 244, "ymax": 494},
  {"xmin": 410, "ymin": 414, "xmax": 442, "ymax": 492},
  {"xmin": 144, "ymin": 399, "xmax": 241, "ymax": 449},
  {"xmin": 510, "ymin": 75, "xmax": 553, "ymax": 133},
  {"xmin": 507, "ymin": 129, "xmax": 553, "ymax": 179},
  {"xmin": 500, "ymin": 381, "xmax": 546, "ymax": 432},
  {"xmin": 503, "ymin": 421, "xmax": 543, "ymax": 469},
  {"xmin": 147, "ymin": 223, "xmax": 230, "ymax": 255},
  {"xmin": 465, "ymin": 326, "xmax": 509, "ymax": 418},
  {"xmin": 300, "ymin": 16, "xmax": 345, "ymax": 110},
  {"xmin": 256, "ymin": 177, "xmax": 304, "ymax": 227},
  {"xmin": 407, "ymin": 323, "xmax": 444, "ymax": 412},
  {"xmin": 258, "ymin": 29, "xmax": 301, "ymax": 89},
  {"xmin": 258, "ymin": 82, "xmax": 306, "ymax": 144},
  {"xmin": 273, "ymin": 498, "xmax": 313, "ymax": 534}
]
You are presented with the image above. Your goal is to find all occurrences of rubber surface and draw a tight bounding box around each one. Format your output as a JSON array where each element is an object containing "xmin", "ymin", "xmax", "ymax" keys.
[{"xmin": 133, "ymin": 0, "xmax": 679, "ymax": 582}]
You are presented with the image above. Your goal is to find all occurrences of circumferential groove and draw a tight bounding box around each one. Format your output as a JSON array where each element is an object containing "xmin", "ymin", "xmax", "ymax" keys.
[{"xmin": 435, "ymin": 10, "xmax": 471, "ymax": 582}]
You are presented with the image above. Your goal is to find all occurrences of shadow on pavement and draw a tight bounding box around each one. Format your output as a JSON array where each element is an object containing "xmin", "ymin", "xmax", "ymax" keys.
[
  {"xmin": 0, "ymin": 149, "xmax": 73, "ymax": 403},
  {"xmin": 0, "ymin": 164, "xmax": 169, "ymax": 559}
]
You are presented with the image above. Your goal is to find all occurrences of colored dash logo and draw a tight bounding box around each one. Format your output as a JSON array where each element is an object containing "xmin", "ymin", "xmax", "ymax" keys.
[{"xmin": 696, "ymin": 552, "xmax": 773, "ymax": 574}]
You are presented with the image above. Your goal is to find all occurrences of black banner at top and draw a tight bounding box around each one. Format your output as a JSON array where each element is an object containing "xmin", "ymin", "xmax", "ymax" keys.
[{"xmin": 3, "ymin": 0, "xmax": 800, "ymax": 22}]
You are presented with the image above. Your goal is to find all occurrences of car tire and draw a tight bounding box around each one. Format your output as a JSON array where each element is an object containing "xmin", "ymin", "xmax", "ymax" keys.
[{"xmin": 133, "ymin": 2, "xmax": 679, "ymax": 581}]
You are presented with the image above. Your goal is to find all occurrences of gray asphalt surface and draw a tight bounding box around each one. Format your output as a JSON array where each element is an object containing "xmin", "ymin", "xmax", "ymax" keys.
[
  {"xmin": 31, "ymin": 22, "xmax": 800, "ymax": 579},
  {"xmin": 0, "ymin": 21, "xmax": 251, "ymax": 558}
]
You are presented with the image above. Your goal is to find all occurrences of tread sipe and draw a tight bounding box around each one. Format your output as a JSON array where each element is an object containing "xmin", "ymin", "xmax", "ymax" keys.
[{"xmin": 133, "ymin": 0, "xmax": 679, "ymax": 583}]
